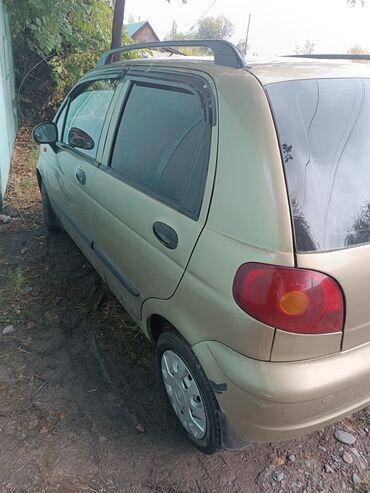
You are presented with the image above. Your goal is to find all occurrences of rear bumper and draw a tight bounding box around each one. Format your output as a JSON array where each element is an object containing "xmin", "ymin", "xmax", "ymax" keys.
[{"xmin": 192, "ymin": 340, "xmax": 370, "ymax": 443}]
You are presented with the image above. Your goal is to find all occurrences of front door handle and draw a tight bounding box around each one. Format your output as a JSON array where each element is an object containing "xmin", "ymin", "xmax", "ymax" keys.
[
  {"xmin": 153, "ymin": 222, "xmax": 178, "ymax": 249},
  {"xmin": 75, "ymin": 168, "xmax": 86, "ymax": 185}
]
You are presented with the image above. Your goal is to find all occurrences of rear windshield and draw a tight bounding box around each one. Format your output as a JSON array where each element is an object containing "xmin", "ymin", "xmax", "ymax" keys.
[{"xmin": 266, "ymin": 78, "xmax": 370, "ymax": 252}]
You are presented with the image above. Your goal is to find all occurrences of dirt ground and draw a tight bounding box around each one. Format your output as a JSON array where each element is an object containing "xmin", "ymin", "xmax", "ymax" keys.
[{"xmin": 0, "ymin": 133, "xmax": 369, "ymax": 492}]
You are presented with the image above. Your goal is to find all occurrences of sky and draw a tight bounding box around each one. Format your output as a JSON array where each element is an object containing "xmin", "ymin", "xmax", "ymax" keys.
[{"xmin": 124, "ymin": 0, "xmax": 370, "ymax": 57}]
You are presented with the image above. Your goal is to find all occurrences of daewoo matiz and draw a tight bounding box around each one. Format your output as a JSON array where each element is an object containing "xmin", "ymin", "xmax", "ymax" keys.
[{"xmin": 32, "ymin": 40, "xmax": 370, "ymax": 454}]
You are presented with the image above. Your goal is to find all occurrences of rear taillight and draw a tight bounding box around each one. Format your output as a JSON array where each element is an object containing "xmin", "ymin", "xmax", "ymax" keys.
[{"xmin": 232, "ymin": 263, "xmax": 344, "ymax": 334}]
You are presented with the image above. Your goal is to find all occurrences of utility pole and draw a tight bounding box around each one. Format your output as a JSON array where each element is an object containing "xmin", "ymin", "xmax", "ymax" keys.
[
  {"xmin": 111, "ymin": 0, "xmax": 126, "ymax": 50},
  {"xmin": 244, "ymin": 13, "xmax": 251, "ymax": 55}
]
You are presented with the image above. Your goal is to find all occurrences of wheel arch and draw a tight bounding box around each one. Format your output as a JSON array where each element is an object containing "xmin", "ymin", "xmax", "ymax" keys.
[{"xmin": 147, "ymin": 313, "xmax": 182, "ymax": 344}]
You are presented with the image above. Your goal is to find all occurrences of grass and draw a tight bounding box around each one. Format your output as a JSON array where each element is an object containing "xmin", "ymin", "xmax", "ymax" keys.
[
  {"xmin": 2, "ymin": 128, "xmax": 43, "ymax": 230},
  {"xmin": 13, "ymin": 267, "xmax": 26, "ymax": 293},
  {"xmin": 27, "ymin": 147, "xmax": 39, "ymax": 168},
  {"xmin": 0, "ymin": 287, "xmax": 23, "ymax": 327},
  {"xmin": 0, "ymin": 266, "xmax": 28, "ymax": 329},
  {"xmin": 5, "ymin": 128, "xmax": 41, "ymax": 210},
  {"xmin": 356, "ymin": 472, "xmax": 370, "ymax": 493},
  {"xmin": 81, "ymin": 294, "xmax": 153, "ymax": 367}
]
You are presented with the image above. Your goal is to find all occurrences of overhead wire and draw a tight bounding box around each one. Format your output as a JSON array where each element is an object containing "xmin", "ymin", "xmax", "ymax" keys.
[{"xmin": 186, "ymin": 0, "xmax": 218, "ymax": 34}]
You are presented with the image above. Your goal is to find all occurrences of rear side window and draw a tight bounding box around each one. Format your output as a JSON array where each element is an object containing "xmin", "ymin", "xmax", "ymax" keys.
[
  {"xmin": 267, "ymin": 79, "xmax": 370, "ymax": 252},
  {"xmin": 110, "ymin": 82, "xmax": 211, "ymax": 218},
  {"xmin": 63, "ymin": 79, "xmax": 118, "ymax": 158}
]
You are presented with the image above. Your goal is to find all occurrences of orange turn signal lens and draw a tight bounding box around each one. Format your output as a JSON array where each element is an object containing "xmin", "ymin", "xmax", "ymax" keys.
[{"xmin": 279, "ymin": 291, "xmax": 309, "ymax": 316}]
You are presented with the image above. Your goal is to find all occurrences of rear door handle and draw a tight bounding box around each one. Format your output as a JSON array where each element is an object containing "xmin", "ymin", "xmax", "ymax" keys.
[
  {"xmin": 153, "ymin": 222, "xmax": 178, "ymax": 249},
  {"xmin": 75, "ymin": 168, "xmax": 86, "ymax": 185}
]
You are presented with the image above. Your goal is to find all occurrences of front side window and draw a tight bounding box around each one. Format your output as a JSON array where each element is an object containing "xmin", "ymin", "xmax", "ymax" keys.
[
  {"xmin": 63, "ymin": 79, "xmax": 118, "ymax": 158},
  {"xmin": 267, "ymin": 78, "xmax": 370, "ymax": 252},
  {"xmin": 110, "ymin": 82, "xmax": 211, "ymax": 218}
]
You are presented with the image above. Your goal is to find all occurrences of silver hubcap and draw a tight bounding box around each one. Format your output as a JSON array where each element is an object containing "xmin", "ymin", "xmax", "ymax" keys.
[{"xmin": 161, "ymin": 350, "xmax": 207, "ymax": 440}]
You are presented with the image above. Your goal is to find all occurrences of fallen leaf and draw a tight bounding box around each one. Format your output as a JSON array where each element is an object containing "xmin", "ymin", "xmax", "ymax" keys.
[
  {"xmin": 271, "ymin": 454, "xmax": 286, "ymax": 466},
  {"xmin": 342, "ymin": 417, "xmax": 356, "ymax": 434}
]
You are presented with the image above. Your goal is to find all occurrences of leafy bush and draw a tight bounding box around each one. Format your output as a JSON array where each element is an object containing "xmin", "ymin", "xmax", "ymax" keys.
[{"xmin": 5, "ymin": 0, "xmax": 133, "ymax": 121}]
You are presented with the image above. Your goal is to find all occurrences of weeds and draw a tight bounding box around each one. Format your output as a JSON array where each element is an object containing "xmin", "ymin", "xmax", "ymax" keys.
[
  {"xmin": 84, "ymin": 294, "xmax": 152, "ymax": 367},
  {"xmin": 27, "ymin": 147, "xmax": 39, "ymax": 168},
  {"xmin": 356, "ymin": 472, "xmax": 370, "ymax": 493},
  {"xmin": 0, "ymin": 290, "xmax": 22, "ymax": 327},
  {"xmin": 13, "ymin": 267, "xmax": 26, "ymax": 293},
  {"xmin": 0, "ymin": 268, "xmax": 26, "ymax": 326},
  {"xmin": 5, "ymin": 129, "xmax": 41, "ymax": 210}
]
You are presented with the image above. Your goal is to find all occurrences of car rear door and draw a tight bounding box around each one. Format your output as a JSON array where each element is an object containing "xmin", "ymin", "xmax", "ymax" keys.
[
  {"xmin": 46, "ymin": 78, "xmax": 119, "ymax": 257},
  {"xmin": 267, "ymin": 77, "xmax": 370, "ymax": 357},
  {"xmin": 89, "ymin": 69, "xmax": 218, "ymax": 319}
]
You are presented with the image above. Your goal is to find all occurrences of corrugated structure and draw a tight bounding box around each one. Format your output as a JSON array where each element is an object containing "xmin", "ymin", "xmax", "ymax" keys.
[{"xmin": 0, "ymin": 0, "xmax": 17, "ymax": 208}]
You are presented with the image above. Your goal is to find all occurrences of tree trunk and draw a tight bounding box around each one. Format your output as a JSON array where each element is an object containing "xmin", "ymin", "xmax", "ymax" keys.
[{"xmin": 111, "ymin": 0, "xmax": 125, "ymax": 50}]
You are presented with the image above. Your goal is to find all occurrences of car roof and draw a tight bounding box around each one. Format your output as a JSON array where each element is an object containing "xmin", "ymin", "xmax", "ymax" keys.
[
  {"xmin": 248, "ymin": 57, "xmax": 370, "ymax": 84},
  {"xmin": 86, "ymin": 55, "xmax": 370, "ymax": 86}
]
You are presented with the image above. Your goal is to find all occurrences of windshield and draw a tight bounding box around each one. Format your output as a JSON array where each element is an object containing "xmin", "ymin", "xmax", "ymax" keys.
[{"xmin": 266, "ymin": 78, "xmax": 370, "ymax": 252}]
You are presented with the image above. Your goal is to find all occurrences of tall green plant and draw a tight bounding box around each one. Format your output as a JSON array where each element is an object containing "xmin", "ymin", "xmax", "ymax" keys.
[
  {"xmin": 5, "ymin": 0, "xmax": 110, "ymax": 56},
  {"xmin": 5, "ymin": 0, "xmax": 132, "ymax": 119}
]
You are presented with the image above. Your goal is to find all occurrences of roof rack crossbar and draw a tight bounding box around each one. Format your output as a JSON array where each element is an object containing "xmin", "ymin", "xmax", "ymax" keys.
[
  {"xmin": 97, "ymin": 40, "xmax": 247, "ymax": 69},
  {"xmin": 284, "ymin": 54, "xmax": 370, "ymax": 61}
]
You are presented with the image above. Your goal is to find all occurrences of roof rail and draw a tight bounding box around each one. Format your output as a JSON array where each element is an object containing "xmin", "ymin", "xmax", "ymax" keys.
[
  {"xmin": 284, "ymin": 54, "xmax": 370, "ymax": 61},
  {"xmin": 96, "ymin": 40, "xmax": 247, "ymax": 69}
]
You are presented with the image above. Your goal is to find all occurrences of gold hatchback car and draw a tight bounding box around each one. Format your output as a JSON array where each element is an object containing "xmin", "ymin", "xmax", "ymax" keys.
[{"xmin": 32, "ymin": 40, "xmax": 370, "ymax": 454}]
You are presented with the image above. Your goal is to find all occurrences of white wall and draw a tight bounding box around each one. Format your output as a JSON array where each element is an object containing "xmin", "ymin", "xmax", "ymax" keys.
[{"xmin": 0, "ymin": 0, "xmax": 17, "ymax": 207}]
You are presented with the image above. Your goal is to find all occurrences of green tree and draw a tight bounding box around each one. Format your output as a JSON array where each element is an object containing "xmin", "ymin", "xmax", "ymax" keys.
[
  {"xmin": 164, "ymin": 21, "xmax": 195, "ymax": 40},
  {"xmin": 294, "ymin": 39, "xmax": 315, "ymax": 55},
  {"xmin": 346, "ymin": 203, "xmax": 370, "ymax": 246},
  {"xmin": 166, "ymin": 20, "xmax": 180, "ymax": 39},
  {"xmin": 164, "ymin": 21, "xmax": 203, "ymax": 55},
  {"xmin": 194, "ymin": 15, "xmax": 234, "ymax": 40},
  {"xmin": 5, "ymin": 0, "xmax": 132, "ymax": 119},
  {"xmin": 127, "ymin": 13, "xmax": 136, "ymax": 24},
  {"xmin": 237, "ymin": 39, "xmax": 248, "ymax": 55},
  {"xmin": 165, "ymin": 16, "xmax": 235, "ymax": 55},
  {"xmin": 5, "ymin": 0, "xmax": 111, "ymax": 57}
]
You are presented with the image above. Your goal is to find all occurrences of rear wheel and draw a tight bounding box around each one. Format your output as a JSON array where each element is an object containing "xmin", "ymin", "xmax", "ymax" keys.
[
  {"xmin": 157, "ymin": 330, "xmax": 222, "ymax": 454},
  {"xmin": 40, "ymin": 181, "xmax": 59, "ymax": 232}
]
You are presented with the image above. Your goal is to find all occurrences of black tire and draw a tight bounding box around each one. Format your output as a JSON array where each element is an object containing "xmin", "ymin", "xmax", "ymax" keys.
[
  {"xmin": 40, "ymin": 181, "xmax": 59, "ymax": 232},
  {"xmin": 157, "ymin": 330, "xmax": 222, "ymax": 454}
]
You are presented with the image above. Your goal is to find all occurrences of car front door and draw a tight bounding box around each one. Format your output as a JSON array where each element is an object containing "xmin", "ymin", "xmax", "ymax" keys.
[
  {"xmin": 46, "ymin": 78, "xmax": 119, "ymax": 257},
  {"xmin": 90, "ymin": 72, "xmax": 217, "ymax": 320}
]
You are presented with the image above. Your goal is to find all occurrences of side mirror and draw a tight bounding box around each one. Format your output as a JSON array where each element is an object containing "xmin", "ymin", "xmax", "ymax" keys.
[
  {"xmin": 68, "ymin": 127, "xmax": 95, "ymax": 151},
  {"xmin": 32, "ymin": 122, "xmax": 58, "ymax": 144}
]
